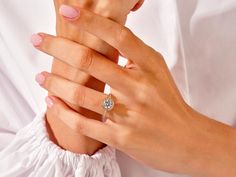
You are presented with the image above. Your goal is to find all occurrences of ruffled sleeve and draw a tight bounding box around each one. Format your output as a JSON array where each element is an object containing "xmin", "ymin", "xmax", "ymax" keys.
[{"xmin": 0, "ymin": 112, "xmax": 121, "ymax": 177}]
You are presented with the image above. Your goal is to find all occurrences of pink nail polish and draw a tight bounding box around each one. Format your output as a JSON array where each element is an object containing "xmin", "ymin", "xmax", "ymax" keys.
[
  {"xmin": 35, "ymin": 73, "xmax": 45, "ymax": 85},
  {"xmin": 59, "ymin": 5, "xmax": 80, "ymax": 19},
  {"xmin": 31, "ymin": 34, "xmax": 43, "ymax": 47},
  {"xmin": 45, "ymin": 96, "xmax": 54, "ymax": 108}
]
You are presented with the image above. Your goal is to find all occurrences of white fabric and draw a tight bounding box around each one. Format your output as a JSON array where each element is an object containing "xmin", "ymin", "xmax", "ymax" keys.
[
  {"xmin": 0, "ymin": 113, "xmax": 120, "ymax": 177},
  {"xmin": 0, "ymin": 0, "xmax": 236, "ymax": 177}
]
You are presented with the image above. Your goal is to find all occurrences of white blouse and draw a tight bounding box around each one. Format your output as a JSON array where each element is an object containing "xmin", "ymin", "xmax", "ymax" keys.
[{"xmin": 0, "ymin": 0, "xmax": 236, "ymax": 177}]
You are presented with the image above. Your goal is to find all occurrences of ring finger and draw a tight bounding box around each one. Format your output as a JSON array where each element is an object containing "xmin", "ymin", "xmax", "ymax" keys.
[
  {"xmin": 36, "ymin": 71, "xmax": 108, "ymax": 115},
  {"xmin": 36, "ymin": 71, "xmax": 129, "ymax": 124}
]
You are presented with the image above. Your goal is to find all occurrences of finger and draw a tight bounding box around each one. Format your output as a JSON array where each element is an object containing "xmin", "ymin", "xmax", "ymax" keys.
[
  {"xmin": 45, "ymin": 96, "xmax": 117, "ymax": 147},
  {"xmin": 37, "ymin": 72, "xmax": 130, "ymax": 124},
  {"xmin": 54, "ymin": 1, "xmax": 120, "ymax": 61},
  {"xmin": 36, "ymin": 71, "xmax": 106, "ymax": 115},
  {"xmin": 58, "ymin": 29, "xmax": 118, "ymax": 60},
  {"xmin": 31, "ymin": 33, "xmax": 135, "ymax": 92},
  {"xmin": 51, "ymin": 59, "xmax": 105, "ymax": 91},
  {"xmin": 50, "ymin": 60, "xmax": 104, "ymax": 122},
  {"xmin": 59, "ymin": 4, "xmax": 157, "ymax": 69}
]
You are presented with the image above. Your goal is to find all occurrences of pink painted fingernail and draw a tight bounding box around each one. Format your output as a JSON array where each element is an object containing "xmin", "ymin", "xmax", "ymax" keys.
[
  {"xmin": 45, "ymin": 96, "xmax": 55, "ymax": 108},
  {"xmin": 59, "ymin": 5, "xmax": 80, "ymax": 19},
  {"xmin": 35, "ymin": 73, "xmax": 45, "ymax": 85},
  {"xmin": 31, "ymin": 34, "xmax": 43, "ymax": 47}
]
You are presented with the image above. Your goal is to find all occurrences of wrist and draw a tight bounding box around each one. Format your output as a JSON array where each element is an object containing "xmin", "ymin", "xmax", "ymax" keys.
[{"xmin": 186, "ymin": 109, "xmax": 236, "ymax": 177}]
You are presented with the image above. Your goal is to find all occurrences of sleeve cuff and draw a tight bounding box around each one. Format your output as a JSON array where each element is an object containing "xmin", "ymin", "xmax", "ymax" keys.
[{"xmin": 0, "ymin": 112, "xmax": 121, "ymax": 177}]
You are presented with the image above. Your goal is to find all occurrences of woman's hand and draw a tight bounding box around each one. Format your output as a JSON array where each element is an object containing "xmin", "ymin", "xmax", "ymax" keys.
[
  {"xmin": 45, "ymin": 0, "xmax": 144, "ymax": 155},
  {"xmin": 33, "ymin": 6, "xmax": 236, "ymax": 177},
  {"xmin": 53, "ymin": 0, "xmax": 144, "ymax": 56}
]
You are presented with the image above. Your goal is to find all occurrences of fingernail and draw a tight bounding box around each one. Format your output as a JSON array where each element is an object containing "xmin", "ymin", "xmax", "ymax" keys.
[
  {"xmin": 31, "ymin": 34, "xmax": 43, "ymax": 47},
  {"xmin": 35, "ymin": 73, "xmax": 45, "ymax": 85},
  {"xmin": 45, "ymin": 96, "xmax": 54, "ymax": 108},
  {"xmin": 59, "ymin": 5, "xmax": 80, "ymax": 19}
]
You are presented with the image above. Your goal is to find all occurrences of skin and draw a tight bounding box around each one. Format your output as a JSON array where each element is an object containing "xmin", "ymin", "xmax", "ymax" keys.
[
  {"xmin": 47, "ymin": 0, "xmax": 144, "ymax": 154},
  {"xmin": 33, "ymin": 6, "xmax": 236, "ymax": 177}
]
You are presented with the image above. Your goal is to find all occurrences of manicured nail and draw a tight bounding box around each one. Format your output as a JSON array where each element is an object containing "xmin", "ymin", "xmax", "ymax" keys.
[
  {"xmin": 31, "ymin": 34, "xmax": 43, "ymax": 47},
  {"xmin": 35, "ymin": 73, "xmax": 45, "ymax": 85},
  {"xmin": 59, "ymin": 5, "xmax": 80, "ymax": 19},
  {"xmin": 45, "ymin": 96, "xmax": 54, "ymax": 108}
]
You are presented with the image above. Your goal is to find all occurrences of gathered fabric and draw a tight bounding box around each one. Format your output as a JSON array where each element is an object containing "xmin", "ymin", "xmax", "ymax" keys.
[{"xmin": 0, "ymin": 113, "xmax": 121, "ymax": 177}]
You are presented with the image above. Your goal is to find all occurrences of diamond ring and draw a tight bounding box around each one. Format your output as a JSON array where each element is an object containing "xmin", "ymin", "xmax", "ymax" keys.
[{"xmin": 102, "ymin": 94, "xmax": 115, "ymax": 121}]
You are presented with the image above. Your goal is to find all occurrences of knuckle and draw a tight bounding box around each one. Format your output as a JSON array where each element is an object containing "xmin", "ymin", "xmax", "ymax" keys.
[
  {"xmin": 134, "ymin": 81, "xmax": 151, "ymax": 104},
  {"xmin": 72, "ymin": 69, "xmax": 84, "ymax": 83},
  {"xmin": 100, "ymin": 0, "xmax": 111, "ymax": 8},
  {"xmin": 77, "ymin": 48, "xmax": 94, "ymax": 71},
  {"xmin": 136, "ymin": 87, "xmax": 149, "ymax": 103},
  {"xmin": 74, "ymin": 120, "xmax": 85, "ymax": 133},
  {"xmin": 73, "ymin": 118, "xmax": 87, "ymax": 134},
  {"xmin": 73, "ymin": 85, "xmax": 86, "ymax": 107},
  {"xmin": 63, "ymin": 114, "xmax": 85, "ymax": 134},
  {"xmin": 47, "ymin": 100, "xmax": 87, "ymax": 134},
  {"xmin": 116, "ymin": 27, "xmax": 131, "ymax": 48},
  {"xmin": 114, "ymin": 127, "xmax": 133, "ymax": 148},
  {"xmin": 96, "ymin": 1, "xmax": 114, "ymax": 17}
]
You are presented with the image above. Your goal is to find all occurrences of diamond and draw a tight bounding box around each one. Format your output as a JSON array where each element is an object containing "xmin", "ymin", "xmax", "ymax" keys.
[{"xmin": 102, "ymin": 95, "xmax": 114, "ymax": 111}]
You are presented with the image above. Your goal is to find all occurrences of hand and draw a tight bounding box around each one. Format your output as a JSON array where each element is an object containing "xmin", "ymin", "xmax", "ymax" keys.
[
  {"xmin": 33, "ymin": 6, "xmax": 236, "ymax": 177},
  {"xmin": 45, "ymin": 0, "xmax": 144, "ymax": 154},
  {"xmin": 53, "ymin": 0, "xmax": 144, "ymax": 56}
]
